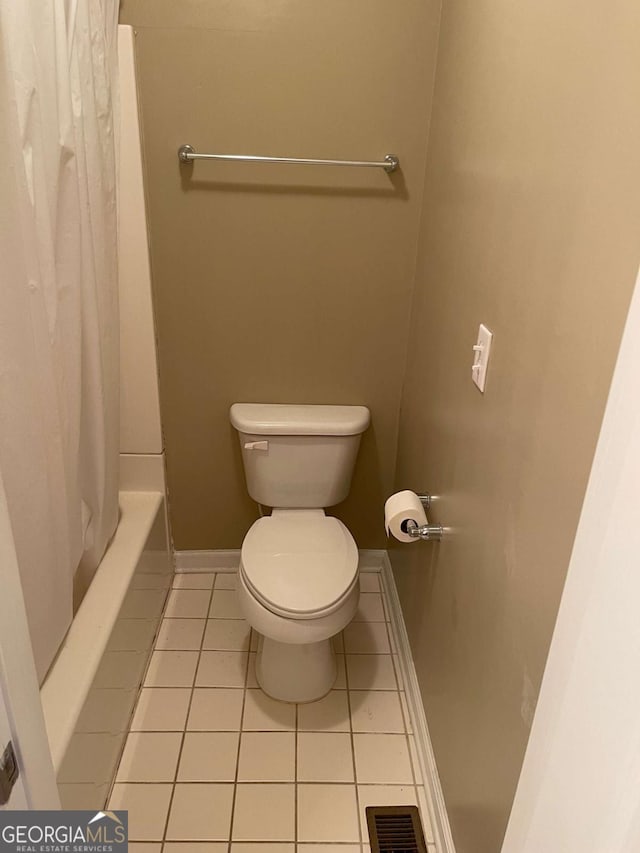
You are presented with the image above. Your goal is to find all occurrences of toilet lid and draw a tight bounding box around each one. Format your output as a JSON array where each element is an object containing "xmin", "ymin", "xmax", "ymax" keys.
[{"xmin": 241, "ymin": 510, "xmax": 359, "ymax": 619}]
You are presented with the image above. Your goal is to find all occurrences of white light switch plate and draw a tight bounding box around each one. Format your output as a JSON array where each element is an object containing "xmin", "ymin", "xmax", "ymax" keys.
[{"xmin": 472, "ymin": 323, "xmax": 493, "ymax": 392}]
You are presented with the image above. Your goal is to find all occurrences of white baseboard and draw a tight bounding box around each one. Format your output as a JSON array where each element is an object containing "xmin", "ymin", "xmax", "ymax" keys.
[
  {"xmin": 174, "ymin": 550, "xmax": 240, "ymax": 571},
  {"xmin": 382, "ymin": 552, "xmax": 456, "ymax": 853},
  {"xmin": 173, "ymin": 548, "xmax": 386, "ymax": 573},
  {"xmin": 357, "ymin": 549, "xmax": 386, "ymax": 571}
]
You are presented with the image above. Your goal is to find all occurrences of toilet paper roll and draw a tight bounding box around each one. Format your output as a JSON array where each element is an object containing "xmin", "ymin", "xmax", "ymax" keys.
[{"xmin": 384, "ymin": 490, "xmax": 428, "ymax": 543}]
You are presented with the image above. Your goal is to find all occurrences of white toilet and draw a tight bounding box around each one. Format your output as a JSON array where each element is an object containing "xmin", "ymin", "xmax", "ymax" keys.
[{"xmin": 230, "ymin": 402, "xmax": 370, "ymax": 703}]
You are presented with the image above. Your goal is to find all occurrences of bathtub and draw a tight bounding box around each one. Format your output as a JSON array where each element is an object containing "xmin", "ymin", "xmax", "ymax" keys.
[{"xmin": 40, "ymin": 488, "xmax": 171, "ymax": 807}]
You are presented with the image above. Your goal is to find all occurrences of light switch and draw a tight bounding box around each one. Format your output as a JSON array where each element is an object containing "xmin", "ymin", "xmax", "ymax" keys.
[{"xmin": 471, "ymin": 324, "xmax": 493, "ymax": 392}]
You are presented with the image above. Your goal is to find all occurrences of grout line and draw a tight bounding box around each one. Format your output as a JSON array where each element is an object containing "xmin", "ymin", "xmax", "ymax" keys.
[
  {"xmin": 227, "ymin": 628, "xmax": 252, "ymax": 849},
  {"xmin": 161, "ymin": 572, "xmax": 218, "ymax": 843},
  {"xmin": 343, "ymin": 643, "xmax": 363, "ymax": 848},
  {"xmin": 98, "ymin": 779, "xmax": 420, "ymax": 787}
]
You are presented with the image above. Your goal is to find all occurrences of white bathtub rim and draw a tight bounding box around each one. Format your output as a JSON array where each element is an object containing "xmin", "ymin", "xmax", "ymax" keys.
[{"xmin": 40, "ymin": 490, "xmax": 163, "ymax": 772}]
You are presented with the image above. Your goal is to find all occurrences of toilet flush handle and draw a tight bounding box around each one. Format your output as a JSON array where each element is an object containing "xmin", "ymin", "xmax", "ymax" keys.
[{"xmin": 244, "ymin": 440, "xmax": 269, "ymax": 451}]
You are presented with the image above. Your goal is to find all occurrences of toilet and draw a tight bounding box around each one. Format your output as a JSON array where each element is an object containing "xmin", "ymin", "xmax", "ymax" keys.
[{"xmin": 230, "ymin": 402, "xmax": 370, "ymax": 703}]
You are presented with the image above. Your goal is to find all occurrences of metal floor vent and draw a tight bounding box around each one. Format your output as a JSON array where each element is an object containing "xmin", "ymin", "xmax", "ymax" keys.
[{"xmin": 366, "ymin": 805, "xmax": 427, "ymax": 853}]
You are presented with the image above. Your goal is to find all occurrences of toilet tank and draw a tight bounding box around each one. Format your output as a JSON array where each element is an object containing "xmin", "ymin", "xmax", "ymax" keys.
[{"xmin": 230, "ymin": 403, "xmax": 370, "ymax": 508}]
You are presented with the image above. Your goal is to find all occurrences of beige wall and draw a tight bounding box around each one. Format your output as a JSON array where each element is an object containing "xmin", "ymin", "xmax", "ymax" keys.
[
  {"xmin": 391, "ymin": 2, "xmax": 640, "ymax": 852},
  {"xmin": 119, "ymin": 0, "xmax": 441, "ymax": 549}
]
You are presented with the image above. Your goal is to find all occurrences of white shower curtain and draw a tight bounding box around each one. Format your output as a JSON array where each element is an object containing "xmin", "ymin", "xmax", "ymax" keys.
[{"xmin": 0, "ymin": 0, "xmax": 120, "ymax": 682}]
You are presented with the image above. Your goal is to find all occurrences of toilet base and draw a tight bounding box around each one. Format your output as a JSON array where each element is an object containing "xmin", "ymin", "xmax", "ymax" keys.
[{"xmin": 255, "ymin": 635, "xmax": 337, "ymax": 703}]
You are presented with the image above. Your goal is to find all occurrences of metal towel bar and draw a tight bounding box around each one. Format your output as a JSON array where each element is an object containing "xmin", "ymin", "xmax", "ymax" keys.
[{"xmin": 177, "ymin": 144, "xmax": 400, "ymax": 173}]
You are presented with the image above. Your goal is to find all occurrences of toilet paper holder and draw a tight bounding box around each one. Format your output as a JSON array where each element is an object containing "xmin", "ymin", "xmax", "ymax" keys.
[
  {"xmin": 403, "ymin": 519, "xmax": 444, "ymax": 541},
  {"xmin": 404, "ymin": 494, "xmax": 444, "ymax": 541}
]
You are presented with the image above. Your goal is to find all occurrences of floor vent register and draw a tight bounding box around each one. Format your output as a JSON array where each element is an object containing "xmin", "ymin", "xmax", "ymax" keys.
[{"xmin": 366, "ymin": 805, "xmax": 428, "ymax": 853}]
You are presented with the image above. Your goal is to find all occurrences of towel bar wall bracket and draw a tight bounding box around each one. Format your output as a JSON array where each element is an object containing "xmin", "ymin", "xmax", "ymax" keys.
[{"xmin": 177, "ymin": 144, "xmax": 400, "ymax": 174}]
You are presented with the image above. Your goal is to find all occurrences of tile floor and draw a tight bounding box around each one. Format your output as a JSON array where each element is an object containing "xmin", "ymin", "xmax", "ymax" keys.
[{"xmin": 108, "ymin": 570, "xmax": 436, "ymax": 852}]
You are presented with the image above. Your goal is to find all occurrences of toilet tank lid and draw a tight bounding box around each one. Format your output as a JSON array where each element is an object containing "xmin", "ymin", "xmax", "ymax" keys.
[{"xmin": 230, "ymin": 403, "xmax": 370, "ymax": 436}]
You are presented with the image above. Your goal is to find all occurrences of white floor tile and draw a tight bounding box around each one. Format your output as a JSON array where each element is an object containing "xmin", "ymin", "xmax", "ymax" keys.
[
  {"xmin": 209, "ymin": 589, "xmax": 243, "ymax": 619},
  {"xmin": 116, "ymin": 732, "xmax": 182, "ymax": 782},
  {"xmin": 242, "ymin": 689, "xmax": 296, "ymax": 731},
  {"xmin": 237, "ymin": 732, "xmax": 295, "ymax": 781},
  {"xmin": 164, "ymin": 845, "xmax": 227, "ymax": 853},
  {"xmin": 297, "ymin": 690, "xmax": 350, "ymax": 732},
  {"xmin": 165, "ymin": 589, "xmax": 211, "ymax": 619},
  {"xmin": 354, "ymin": 594, "xmax": 385, "ymax": 623},
  {"xmin": 232, "ymin": 846, "xmax": 293, "ymax": 853},
  {"xmin": 349, "ymin": 691, "xmax": 405, "ymax": 733},
  {"xmin": 173, "ymin": 574, "xmax": 216, "ymax": 590},
  {"xmin": 166, "ymin": 783, "xmax": 234, "ymax": 841},
  {"xmin": 156, "ymin": 619, "xmax": 206, "ymax": 650},
  {"xmin": 131, "ymin": 688, "xmax": 192, "ymax": 732},
  {"xmin": 187, "ymin": 688, "xmax": 244, "ymax": 731},
  {"xmin": 232, "ymin": 784, "xmax": 295, "ymax": 841},
  {"xmin": 353, "ymin": 734, "xmax": 413, "ymax": 784},
  {"xmin": 335, "ymin": 654, "xmax": 347, "ymax": 689},
  {"xmin": 178, "ymin": 732, "xmax": 240, "ymax": 782},
  {"xmin": 109, "ymin": 783, "xmax": 172, "ymax": 841},
  {"xmin": 196, "ymin": 651, "xmax": 248, "ymax": 687},
  {"xmin": 343, "ymin": 623, "xmax": 390, "ymax": 654},
  {"xmin": 203, "ymin": 619, "xmax": 250, "ymax": 651},
  {"xmin": 144, "ymin": 651, "xmax": 199, "ymax": 687},
  {"xmin": 297, "ymin": 784, "xmax": 360, "ymax": 842},
  {"xmin": 215, "ymin": 573, "xmax": 238, "ymax": 589},
  {"xmin": 358, "ymin": 573, "xmax": 380, "ymax": 593},
  {"xmin": 345, "ymin": 655, "xmax": 397, "ymax": 691},
  {"xmin": 128, "ymin": 844, "xmax": 163, "ymax": 853},
  {"xmin": 297, "ymin": 732, "xmax": 354, "ymax": 782},
  {"xmin": 357, "ymin": 785, "xmax": 418, "ymax": 839},
  {"xmin": 298, "ymin": 846, "xmax": 360, "ymax": 853}
]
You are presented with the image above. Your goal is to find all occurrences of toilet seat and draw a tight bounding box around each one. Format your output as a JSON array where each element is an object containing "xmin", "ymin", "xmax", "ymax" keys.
[{"xmin": 240, "ymin": 509, "xmax": 359, "ymax": 620}]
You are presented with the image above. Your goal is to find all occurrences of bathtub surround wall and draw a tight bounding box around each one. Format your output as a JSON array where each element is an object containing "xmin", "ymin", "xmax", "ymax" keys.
[
  {"xmin": 118, "ymin": 26, "xmax": 163, "ymax": 458},
  {"xmin": 118, "ymin": 26, "xmax": 165, "ymax": 494},
  {"xmin": 391, "ymin": 3, "xmax": 640, "ymax": 852},
  {"xmin": 118, "ymin": 0, "xmax": 442, "ymax": 550}
]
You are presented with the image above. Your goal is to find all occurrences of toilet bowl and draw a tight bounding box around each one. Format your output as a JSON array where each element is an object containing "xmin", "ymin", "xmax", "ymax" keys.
[
  {"xmin": 238, "ymin": 509, "xmax": 360, "ymax": 702},
  {"xmin": 230, "ymin": 402, "xmax": 370, "ymax": 703}
]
